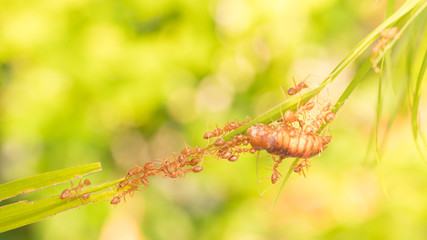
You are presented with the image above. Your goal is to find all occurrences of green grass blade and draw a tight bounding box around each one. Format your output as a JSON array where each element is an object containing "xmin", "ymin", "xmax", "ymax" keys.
[
  {"xmin": 331, "ymin": 0, "xmax": 419, "ymax": 78},
  {"xmin": 371, "ymin": 1, "xmax": 427, "ymax": 74},
  {"xmin": 79, "ymin": 177, "xmax": 125, "ymax": 194},
  {"xmin": 0, "ymin": 163, "xmax": 129, "ymax": 233},
  {"xmin": 221, "ymin": 0, "xmax": 426, "ymax": 205},
  {"xmin": 386, "ymin": 0, "xmax": 397, "ymax": 17},
  {"xmin": 222, "ymin": 84, "xmax": 326, "ymax": 141},
  {"xmin": 375, "ymin": 58, "xmax": 390, "ymax": 199},
  {"xmin": 334, "ymin": 60, "xmax": 372, "ymax": 113},
  {"xmin": 362, "ymin": 126, "xmax": 376, "ymax": 166},
  {"xmin": 0, "ymin": 183, "xmax": 118, "ymax": 233},
  {"xmin": 271, "ymin": 158, "xmax": 299, "ymax": 210},
  {"xmin": 223, "ymin": 0, "xmax": 423, "ymax": 142},
  {"xmin": 411, "ymin": 43, "xmax": 427, "ymax": 139},
  {"xmin": 375, "ymin": 59, "xmax": 384, "ymax": 155},
  {"xmin": 0, "ymin": 163, "xmax": 102, "ymax": 202},
  {"xmin": 411, "ymin": 39, "xmax": 427, "ymax": 161},
  {"xmin": 378, "ymin": 68, "xmax": 411, "ymax": 158}
]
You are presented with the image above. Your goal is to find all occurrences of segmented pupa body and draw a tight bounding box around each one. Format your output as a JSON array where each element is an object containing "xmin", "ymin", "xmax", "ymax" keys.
[{"xmin": 246, "ymin": 123, "xmax": 331, "ymax": 159}]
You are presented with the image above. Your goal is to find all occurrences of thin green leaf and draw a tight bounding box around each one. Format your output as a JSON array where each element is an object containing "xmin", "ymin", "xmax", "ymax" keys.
[
  {"xmin": 375, "ymin": 58, "xmax": 390, "ymax": 199},
  {"xmin": 375, "ymin": 58, "xmax": 384, "ymax": 159},
  {"xmin": 334, "ymin": 60, "xmax": 372, "ymax": 113},
  {"xmin": 411, "ymin": 39, "xmax": 427, "ymax": 161},
  {"xmin": 222, "ymin": 84, "xmax": 326, "ymax": 142},
  {"xmin": 0, "ymin": 162, "xmax": 129, "ymax": 233},
  {"xmin": 371, "ymin": 1, "xmax": 427, "ymax": 75},
  {"xmin": 0, "ymin": 163, "xmax": 102, "ymax": 202},
  {"xmin": 378, "ymin": 68, "xmax": 411, "ymax": 158},
  {"xmin": 223, "ymin": 0, "xmax": 423, "ymax": 142},
  {"xmin": 220, "ymin": 0, "xmax": 426, "ymax": 206},
  {"xmin": 328, "ymin": 60, "xmax": 373, "ymax": 157},
  {"xmin": 0, "ymin": 183, "xmax": 118, "ymax": 233},
  {"xmin": 271, "ymin": 158, "xmax": 299, "ymax": 211},
  {"xmin": 362, "ymin": 126, "xmax": 376, "ymax": 166},
  {"xmin": 386, "ymin": 0, "xmax": 397, "ymax": 17}
]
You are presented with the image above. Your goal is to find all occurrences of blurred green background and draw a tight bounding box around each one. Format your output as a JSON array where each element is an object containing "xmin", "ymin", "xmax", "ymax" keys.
[{"xmin": 1, "ymin": 0, "xmax": 427, "ymax": 239}]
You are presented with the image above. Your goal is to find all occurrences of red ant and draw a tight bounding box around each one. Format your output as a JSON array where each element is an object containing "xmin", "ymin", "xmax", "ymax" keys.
[
  {"xmin": 121, "ymin": 185, "xmax": 138, "ymax": 202},
  {"xmin": 271, "ymin": 157, "xmax": 284, "ymax": 184},
  {"xmin": 271, "ymin": 171, "xmax": 280, "ymax": 184},
  {"xmin": 71, "ymin": 179, "xmax": 91, "ymax": 193},
  {"xmin": 60, "ymin": 189, "xmax": 90, "ymax": 201},
  {"xmin": 60, "ymin": 179, "xmax": 91, "ymax": 199},
  {"xmin": 140, "ymin": 176, "xmax": 149, "ymax": 186},
  {"xmin": 118, "ymin": 180, "xmax": 132, "ymax": 190},
  {"xmin": 371, "ymin": 27, "xmax": 399, "ymax": 72},
  {"xmin": 282, "ymin": 77, "xmax": 310, "ymax": 97}
]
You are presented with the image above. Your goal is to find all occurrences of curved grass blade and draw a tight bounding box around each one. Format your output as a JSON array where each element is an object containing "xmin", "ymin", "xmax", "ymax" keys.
[{"xmin": 0, "ymin": 163, "xmax": 101, "ymax": 202}]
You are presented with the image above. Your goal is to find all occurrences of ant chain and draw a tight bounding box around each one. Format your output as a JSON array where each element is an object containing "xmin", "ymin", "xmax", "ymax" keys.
[{"xmin": 109, "ymin": 89, "xmax": 335, "ymax": 204}]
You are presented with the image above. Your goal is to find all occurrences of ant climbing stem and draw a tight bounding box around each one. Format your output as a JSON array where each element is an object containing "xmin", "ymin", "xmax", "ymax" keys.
[
  {"xmin": 70, "ymin": 179, "xmax": 91, "ymax": 193},
  {"xmin": 121, "ymin": 185, "xmax": 139, "ymax": 202},
  {"xmin": 110, "ymin": 94, "xmax": 334, "ymax": 206},
  {"xmin": 281, "ymin": 75, "xmax": 311, "ymax": 98},
  {"xmin": 110, "ymin": 134, "xmax": 225, "ymax": 205}
]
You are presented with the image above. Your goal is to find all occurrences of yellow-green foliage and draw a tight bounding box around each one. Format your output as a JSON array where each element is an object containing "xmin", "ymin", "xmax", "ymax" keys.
[{"xmin": 0, "ymin": 0, "xmax": 426, "ymax": 239}]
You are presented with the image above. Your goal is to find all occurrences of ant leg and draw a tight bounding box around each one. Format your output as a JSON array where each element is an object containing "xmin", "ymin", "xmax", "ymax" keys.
[
  {"xmin": 300, "ymin": 75, "xmax": 311, "ymax": 89},
  {"xmin": 280, "ymin": 85, "xmax": 290, "ymax": 99},
  {"xmin": 71, "ymin": 180, "xmax": 81, "ymax": 193}
]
